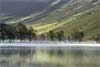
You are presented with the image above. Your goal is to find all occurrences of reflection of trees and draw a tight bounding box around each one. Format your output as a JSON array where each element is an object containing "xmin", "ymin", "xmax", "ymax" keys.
[
  {"xmin": 71, "ymin": 49, "xmax": 84, "ymax": 57},
  {"xmin": 0, "ymin": 48, "xmax": 36, "ymax": 57},
  {"xmin": 0, "ymin": 48, "xmax": 18, "ymax": 56},
  {"xmin": 57, "ymin": 49, "xmax": 64, "ymax": 56},
  {"xmin": 49, "ymin": 49, "xmax": 55, "ymax": 56}
]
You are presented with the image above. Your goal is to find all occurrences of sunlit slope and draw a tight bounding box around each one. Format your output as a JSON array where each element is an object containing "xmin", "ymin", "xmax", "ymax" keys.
[
  {"xmin": 29, "ymin": 6, "xmax": 99, "ymax": 40},
  {"xmin": 61, "ymin": 6, "xmax": 100, "ymax": 40}
]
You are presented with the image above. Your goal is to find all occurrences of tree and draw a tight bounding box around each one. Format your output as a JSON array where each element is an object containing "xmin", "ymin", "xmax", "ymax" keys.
[
  {"xmin": 71, "ymin": 28, "xmax": 84, "ymax": 41},
  {"xmin": 0, "ymin": 31, "xmax": 5, "ymax": 42},
  {"xmin": 95, "ymin": 33, "xmax": 100, "ymax": 43},
  {"xmin": 56, "ymin": 30, "xmax": 65, "ymax": 41},
  {"xmin": 0, "ymin": 23, "xmax": 16, "ymax": 42},
  {"xmin": 16, "ymin": 23, "xmax": 28, "ymax": 42},
  {"xmin": 0, "ymin": 23, "xmax": 8, "ymax": 42},
  {"xmin": 67, "ymin": 35, "xmax": 71, "ymax": 41},
  {"xmin": 48, "ymin": 31, "xmax": 56, "ymax": 41},
  {"xmin": 28, "ymin": 27, "xmax": 37, "ymax": 41},
  {"xmin": 5, "ymin": 25, "xmax": 16, "ymax": 42},
  {"xmin": 39, "ymin": 33, "xmax": 46, "ymax": 41},
  {"xmin": 78, "ymin": 31, "xmax": 84, "ymax": 41},
  {"xmin": 27, "ymin": 30, "xmax": 33, "ymax": 42}
]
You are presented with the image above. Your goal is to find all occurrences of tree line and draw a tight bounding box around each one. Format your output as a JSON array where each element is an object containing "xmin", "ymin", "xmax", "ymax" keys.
[
  {"xmin": 0, "ymin": 23, "xmax": 35, "ymax": 42},
  {"xmin": 0, "ymin": 23, "xmax": 99, "ymax": 42}
]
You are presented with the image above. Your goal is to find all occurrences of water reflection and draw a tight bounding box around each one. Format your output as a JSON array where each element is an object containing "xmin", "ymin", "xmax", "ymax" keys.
[{"xmin": 0, "ymin": 47, "xmax": 100, "ymax": 67}]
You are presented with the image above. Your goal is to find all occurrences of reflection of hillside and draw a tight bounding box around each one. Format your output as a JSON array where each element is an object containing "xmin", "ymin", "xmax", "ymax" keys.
[{"xmin": 0, "ymin": 47, "xmax": 100, "ymax": 66}]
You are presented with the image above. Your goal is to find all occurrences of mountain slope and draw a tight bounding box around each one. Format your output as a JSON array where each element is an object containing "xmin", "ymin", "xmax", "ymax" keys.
[
  {"xmin": 28, "ymin": 6, "xmax": 99, "ymax": 40},
  {"xmin": 26, "ymin": 0, "xmax": 100, "ymax": 40},
  {"xmin": 24, "ymin": 0, "xmax": 98, "ymax": 24},
  {"xmin": 0, "ymin": 0, "xmax": 99, "ymax": 41}
]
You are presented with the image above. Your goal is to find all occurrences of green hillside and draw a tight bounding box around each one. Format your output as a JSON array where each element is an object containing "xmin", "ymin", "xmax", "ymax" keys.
[
  {"xmin": 57, "ymin": 6, "xmax": 100, "ymax": 40},
  {"xmin": 27, "ymin": 6, "xmax": 100, "ymax": 40}
]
